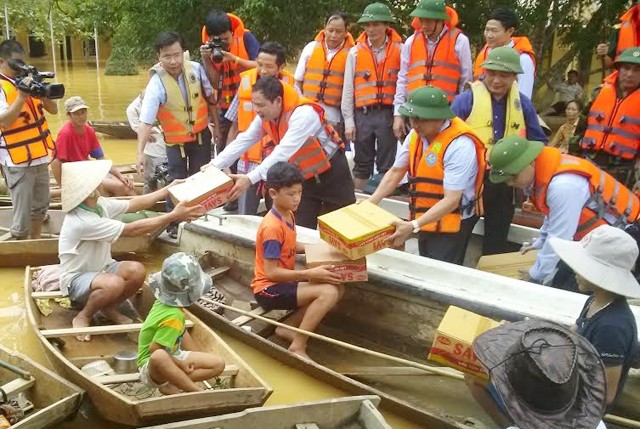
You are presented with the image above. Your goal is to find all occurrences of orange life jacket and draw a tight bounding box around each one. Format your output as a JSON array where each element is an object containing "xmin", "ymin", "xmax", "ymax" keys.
[
  {"xmin": 0, "ymin": 76, "xmax": 54, "ymax": 164},
  {"xmin": 580, "ymin": 71, "xmax": 640, "ymax": 160},
  {"xmin": 616, "ymin": 5, "xmax": 640, "ymax": 58},
  {"xmin": 408, "ymin": 117, "xmax": 486, "ymax": 233},
  {"xmin": 302, "ymin": 31, "xmax": 355, "ymax": 107},
  {"xmin": 237, "ymin": 68, "xmax": 294, "ymax": 164},
  {"xmin": 353, "ymin": 29, "xmax": 402, "ymax": 108},
  {"xmin": 150, "ymin": 60, "xmax": 209, "ymax": 144},
  {"xmin": 408, "ymin": 8, "xmax": 463, "ymax": 102},
  {"xmin": 473, "ymin": 37, "xmax": 537, "ymax": 80},
  {"xmin": 531, "ymin": 147, "xmax": 640, "ymax": 240},
  {"xmin": 262, "ymin": 83, "xmax": 344, "ymax": 180},
  {"xmin": 201, "ymin": 13, "xmax": 250, "ymax": 109}
]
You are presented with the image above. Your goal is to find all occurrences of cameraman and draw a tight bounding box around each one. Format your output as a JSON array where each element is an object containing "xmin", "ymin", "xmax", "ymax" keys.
[
  {"xmin": 0, "ymin": 40, "xmax": 58, "ymax": 240},
  {"xmin": 200, "ymin": 9, "xmax": 259, "ymax": 150}
]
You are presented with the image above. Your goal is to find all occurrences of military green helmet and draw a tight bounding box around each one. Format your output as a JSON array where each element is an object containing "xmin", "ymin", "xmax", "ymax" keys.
[
  {"xmin": 488, "ymin": 135, "xmax": 544, "ymax": 184},
  {"xmin": 399, "ymin": 86, "xmax": 454, "ymax": 120},
  {"xmin": 358, "ymin": 2, "xmax": 395, "ymax": 24},
  {"xmin": 614, "ymin": 47, "xmax": 640, "ymax": 67},
  {"xmin": 410, "ymin": 0, "xmax": 449, "ymax": 21},
  {"xmin": 481, "ymin": 46, "xmax": 524, "ymax": 74}
]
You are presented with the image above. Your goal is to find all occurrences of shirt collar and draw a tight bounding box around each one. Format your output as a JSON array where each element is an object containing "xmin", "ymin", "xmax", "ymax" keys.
[{"xmin": 368, "ymin": 35, "xmax": 388, "ymax": 50}]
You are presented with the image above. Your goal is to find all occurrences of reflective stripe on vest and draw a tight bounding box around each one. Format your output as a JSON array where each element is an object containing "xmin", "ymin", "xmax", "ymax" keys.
[
  {"xmin": 151, "ymin": 60, "xmax": 209, "ymax": 144},
  {"xmin": 237, "ymin": 68, "xmax": 294, "ymax": 163},
  {"xmin": 407, "ymin": 27, "xmax": 461, "ymax": 101},
  {"xmin": 580, "ymin": 71, "xmax": 640, "ymax": 160},
  {"xmin": 466, "ymin": 81, "xmax": 526, "ymax": 147},
  {"xmin": 201, "ymin": 14, "xmax": 250, "ymax": 109},
  {"xmin": 302, "ymin": 31, "xmax": 355, "ymax": 107},
  {"xmin": 262, "ymin": 83, "xmax": 344, "ymax": 181},
  {"xmin": 353, "ymin": 29, "xmax": 402, "ymax": 108},
  {"xmin": 473, "ymin": 37, "xmax": 537, "ymax": 80},
  {"xmin": 531, "ymin": 146, "xmax": 640, "ymax": 240},
  {"xmin": 616, "ymin": 6, "xmax": 640, "ymax": 58},
  {"xmin": 407, "ymin": 117, "xmax": 486, "ymax": 233},
  {"xmin": 0, "ymin": 77, "xmax": 54, "ymax": 165}
]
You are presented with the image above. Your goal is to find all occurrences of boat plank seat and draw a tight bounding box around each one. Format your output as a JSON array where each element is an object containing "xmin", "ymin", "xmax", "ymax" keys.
[
  {"xmin": 32, "ymin": 291, "xmax": 66, "ymax": 299},
  {"xmin": 231, "ymin": 308, "xmax": 267, "ymax": 326},
  {"xmin": 96, "ymin": 364, "xmax": 240, "ymax": 385},
  {"xmin": 41, "ymin": 320, "xmax": 195, "ymax": 338},
  {"xmin": 1, "ymin": 377, "xmax": 35, "ymax": 396},
  {"xmin": 295, "ymin": 424, "xmax": 320, "ymax": 429},
  {"xmin": 207, "ymin": 266, "xmax": 231, "ymax": 279}
]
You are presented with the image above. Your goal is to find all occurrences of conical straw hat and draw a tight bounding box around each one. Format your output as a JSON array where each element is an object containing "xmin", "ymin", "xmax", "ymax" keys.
[{"xmin": 61, "ymin": 160, "xmax": 112, "ymax": 212}]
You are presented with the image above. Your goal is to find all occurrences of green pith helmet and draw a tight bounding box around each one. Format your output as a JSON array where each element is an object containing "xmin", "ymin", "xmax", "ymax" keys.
[
  {"xmin": 358, "ymin": 2, "xmax": 395, "ymax": 23},
  {"xmin": 399, "ymin": 86, "xmax": 454, "ymax": 120},
  {"xmin": 614, "ymin": 47, "xmax": 640, "ymax": 67},
  {"xmin": 410, "ymin": 0, "xmax": 449, "ymax": 21},
  {"xmin": 489, "ymin": 135, "xmax": 544, "ymax": 184},
  {"xmin": 481, "ymin": 46, "xmax": 524, "ymax": 74}
]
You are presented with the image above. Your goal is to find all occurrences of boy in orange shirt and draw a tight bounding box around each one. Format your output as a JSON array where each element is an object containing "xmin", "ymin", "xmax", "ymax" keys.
[{"xmin": 252, "ymin": 162, "xmax": 344, "ymax": 359}]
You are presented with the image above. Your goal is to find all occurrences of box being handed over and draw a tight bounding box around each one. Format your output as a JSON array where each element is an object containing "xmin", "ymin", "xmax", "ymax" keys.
[
  {"xmin": 317, "ymin": 201, "xmax": 400, "ymax": 260},
  {"xmin": 168, "ymin": 166, "xmax": 233, "ymax": 211},
  {"xmin": 305, "ymin": 242, "xmax": 367, "ymax": 283},
  {"xmin": 427, "ymin": 306, "xmax": 500, "ymax": 379}
]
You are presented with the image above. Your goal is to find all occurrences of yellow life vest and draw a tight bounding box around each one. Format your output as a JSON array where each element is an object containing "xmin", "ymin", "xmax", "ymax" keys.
[
  {"xmin": 150, "ymin": 57, "xmax": 209, "ymax": 145},
  {"xmin": 466, "ymin": 81, "xmax": 526, "ymax": 147}
]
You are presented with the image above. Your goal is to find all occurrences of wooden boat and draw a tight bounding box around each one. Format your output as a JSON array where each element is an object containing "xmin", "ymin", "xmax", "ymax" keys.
[
  {"xmin": 168, "ymin": 215, "xmax": 640, "ymax": 428},
  {"xmin": 0, "ymin": 344, "xmax": 83, "ymax": 429},
  {"xmin": 0, "ymin": 209, "xmax": 164, "ymax": 267},
  {"xmin": 140, "ymin": 395, "xmax": 391, "ymax": 429},
  {"xmin": 89, "ymin": 120, "xmax": 137, "ymax": 139},
  {"xmin": 24, "ymin": 265, "xmax": 272, "ymax": 427}
]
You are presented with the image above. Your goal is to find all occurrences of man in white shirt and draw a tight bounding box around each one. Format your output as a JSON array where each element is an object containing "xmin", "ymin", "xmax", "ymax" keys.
[
  {"xmin": 59, "ymin": 160, "xmax": 204, "ymax": 341},
  {"xmin": 206, "ymin": 76, "xmax": 354, "ymax": 228}
]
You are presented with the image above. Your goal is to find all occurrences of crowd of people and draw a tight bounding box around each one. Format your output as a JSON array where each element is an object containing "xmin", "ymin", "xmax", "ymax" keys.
[{"xmin": 1, "ymin": 1, "xmax": 640, "ymax": 426}]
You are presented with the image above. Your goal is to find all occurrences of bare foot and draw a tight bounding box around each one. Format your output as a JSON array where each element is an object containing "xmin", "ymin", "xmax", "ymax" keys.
[
  {"xmin": 102, "ymin": 309, "xmax": 133, "ymax": 325},
  {"xmin": 158, "ymin": 383, "xmax": 183, "ymax": 395},
  {"xmin": 275, "ymin": 326, "xmax": 295, "ymax": 343},
  {"xmin": 288, "ymin": 347, "xmax": 313, "ymax": 362},
  {"xmin": 72, "ymin": 315, "xmax": 91, "ymax": 342}
]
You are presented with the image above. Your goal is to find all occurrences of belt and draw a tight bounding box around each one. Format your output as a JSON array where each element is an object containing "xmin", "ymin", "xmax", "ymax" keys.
[{"xmin": 356, "ymin": 104, "xmax": 393, "ymax": 112}]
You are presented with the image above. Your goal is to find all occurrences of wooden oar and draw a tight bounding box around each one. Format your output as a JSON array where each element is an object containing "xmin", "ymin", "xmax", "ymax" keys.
[
  {"xmin": 203, "ymin": 298, "xmax": 640, "ymax": 429},
  {"xmin": 0, "ymin": 359, "xmax": 31, "ymax": 380},
  {"xmin": 200, "ymin": 298, "xmax": 464, "ymax": 381}
]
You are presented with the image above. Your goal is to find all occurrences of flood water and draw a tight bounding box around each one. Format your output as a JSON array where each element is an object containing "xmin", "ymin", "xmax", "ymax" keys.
[{"xmin": 0, "ymin": 60, "xmax": 423, "ymax": 429}]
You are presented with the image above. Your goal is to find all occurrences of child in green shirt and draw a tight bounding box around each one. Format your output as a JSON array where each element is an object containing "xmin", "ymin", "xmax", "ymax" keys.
[{"xmin": 138, "ymin": 252, "xmax": 225, "ymax": 394}]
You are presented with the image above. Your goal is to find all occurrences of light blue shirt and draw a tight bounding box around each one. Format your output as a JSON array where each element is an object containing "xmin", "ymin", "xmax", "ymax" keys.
[
  {"xmin": 139, "ymin": 61, "xmax": 212, "ymax": 125},
  {"xmin": 394, "ymin": 121, "xmax": 478, "ymax": 218},
  {"xmin": 528, "ymin": 173, "xmax": 619, "ymax": 283}
]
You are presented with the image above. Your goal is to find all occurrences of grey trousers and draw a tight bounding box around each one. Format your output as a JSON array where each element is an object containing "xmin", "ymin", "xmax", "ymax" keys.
[
  {"xmin": 1, "ymin": 163, "xmax": 49, "ymax": 238},
  {"xmin": 352, "ymin": 107, "xmax": 397, "ymax": 180}
]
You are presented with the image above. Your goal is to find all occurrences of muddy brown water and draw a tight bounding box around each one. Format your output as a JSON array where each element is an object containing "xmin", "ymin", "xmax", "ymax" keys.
[{"xmin": 0, "ymin": 60, "xmax": 423, "ymax": 429}]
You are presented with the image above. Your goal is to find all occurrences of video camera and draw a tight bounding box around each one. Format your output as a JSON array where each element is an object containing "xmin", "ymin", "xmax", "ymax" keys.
[
  {"xmin": 206, "ymin": 36, "xmax": 226, "ymax": 64},
  {"xmin": 9, "ymin": 60, "xmax": 65, "ymax": 100}
]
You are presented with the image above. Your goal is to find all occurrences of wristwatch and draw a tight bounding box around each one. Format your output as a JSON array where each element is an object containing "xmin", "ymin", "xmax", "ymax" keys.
[{"xmin": 411, "ymin": 220, "xmax": 420, "ymax": 233}]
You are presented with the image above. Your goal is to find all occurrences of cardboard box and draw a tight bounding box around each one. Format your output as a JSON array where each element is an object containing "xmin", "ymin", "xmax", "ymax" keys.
[
  {"xmin": 168, "ymin": 167, "xmax": 233, "ymax": 211},
  {"xmin": 305, "ymin": 242, "xmax": 367, "ymax": 283},
  {"xmin": 317, "ymin": 201, "xmax": 400, "ymax": 260},
  {"xmin": 427, "ymin": 306, "xmax": 500, "ymax": 379}
]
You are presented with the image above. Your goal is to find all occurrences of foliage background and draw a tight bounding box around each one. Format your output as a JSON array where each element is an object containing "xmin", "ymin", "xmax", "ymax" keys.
[{"xmin": 0, "ymin": 0, "xmax": 636, "ymax": 92}]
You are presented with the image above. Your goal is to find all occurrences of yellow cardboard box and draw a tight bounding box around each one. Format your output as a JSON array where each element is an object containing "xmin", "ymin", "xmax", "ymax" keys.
[
  {"xmin": 317, "ymin": 201, "xmax": 400, "ymax": 260},
  {"xmin": 305, "ymin": 242, "xmax": 367, "ymax": 283},
  {"xmin": 168, "ymin": 167, "xmax": 233, "ymax": 211},
  {"xmin": 427, "ymin": 306, "xmax": 500, "ymax": 379}
]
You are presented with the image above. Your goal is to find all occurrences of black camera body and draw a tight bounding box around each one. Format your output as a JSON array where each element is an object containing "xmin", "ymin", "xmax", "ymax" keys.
[
  {"xmin": 9, "ymin": 60, "xmax": 65, "ymax": 100},
  {"xmin": 206, "ymin": 36, "xmax": 226, "ymax": 64},
  {"xmin": 153, "ymin": 162, "xmax": 171, "ymax": 188}
]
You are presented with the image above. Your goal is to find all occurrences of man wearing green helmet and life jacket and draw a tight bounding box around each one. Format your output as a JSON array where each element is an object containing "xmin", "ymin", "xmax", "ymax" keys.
[
  {"xmin": 368, "ymin": 86, "xmax": 486, "ymax": 264},
  {"xmin": 580, "ymin": 47, "xmax": 640, "ymax": 187},
  {"xmin": 342, "ymin": 2, "xmax": 403, "ymax": 191},
  {"xmin": 451, "ymin": 46, "xmax": 547, "ymax": 256},
  {"xmin": 596, "ymin": 0, "xmax": 640, "ymax": 70},
  {"xmin": 392, "ymin": 0, "xmax": 472, "ymax": 141}
]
